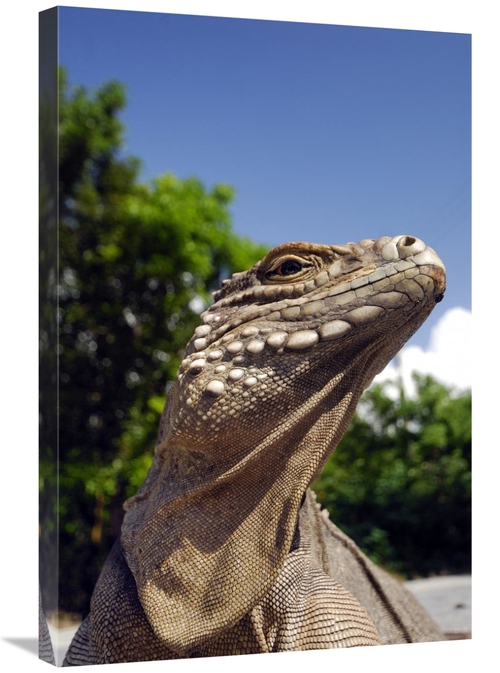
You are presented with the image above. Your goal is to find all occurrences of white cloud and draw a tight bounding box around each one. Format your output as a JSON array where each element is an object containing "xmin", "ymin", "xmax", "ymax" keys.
[{"xmin": 373, "ymin": 307, "xmax": 471, "ymax": 397}]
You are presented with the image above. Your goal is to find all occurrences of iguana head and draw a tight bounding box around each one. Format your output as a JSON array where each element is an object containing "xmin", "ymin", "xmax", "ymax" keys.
[{"xmin": 121, "ymin": 235, "xmax": 445, "ymax": 653}]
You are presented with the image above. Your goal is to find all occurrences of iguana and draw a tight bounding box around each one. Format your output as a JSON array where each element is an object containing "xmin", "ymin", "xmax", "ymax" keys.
[{"xmin": 64, "ymin": 234, "xmax": 446, "ymax": 665}]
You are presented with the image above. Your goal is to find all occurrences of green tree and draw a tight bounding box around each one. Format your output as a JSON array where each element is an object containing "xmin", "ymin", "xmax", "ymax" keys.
[
  {"xmin": 312, "ymin": 373, "xmax": 471, "ymax": 578},
  {"xmin": 39, "ymin": 65, "xmax": 59, "ymax": 616},
  {"xmin": 46, "ymin": 69, "xmax": 268, "ymax": 616}
]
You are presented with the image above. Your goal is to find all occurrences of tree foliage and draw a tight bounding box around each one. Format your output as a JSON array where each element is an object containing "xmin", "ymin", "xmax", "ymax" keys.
[
  {"xmin": 312, "ymin": 373, "xmax": 471, "ymax": 578},
  {"xmin": 43, "ymin": 69, "xmax": 268, "ymax": 616},
  {"xmin": 39, "ymin": 67, "xmax": 59, "ymax": 614}
]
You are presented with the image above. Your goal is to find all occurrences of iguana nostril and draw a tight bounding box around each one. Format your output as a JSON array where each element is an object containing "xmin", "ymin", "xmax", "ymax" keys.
[
  {"xmin": 400, "ymin": 236, "xmax": 416, "ymax": 248},
  {"xmin": 393, "ymin": 235, "xmax": 427, "ymax": 260}
]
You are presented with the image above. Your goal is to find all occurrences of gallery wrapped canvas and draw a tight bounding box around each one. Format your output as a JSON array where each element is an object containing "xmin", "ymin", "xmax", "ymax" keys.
[{"xmin": 39, "ymin": 5, "xmax": 470, "ymax": 668}]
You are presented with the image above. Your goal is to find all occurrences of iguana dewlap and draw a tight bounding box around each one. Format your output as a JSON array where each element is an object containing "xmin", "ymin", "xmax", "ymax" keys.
[{"xmin": 64, "ymin": 235, "xmax": 446, "ymax": 664}]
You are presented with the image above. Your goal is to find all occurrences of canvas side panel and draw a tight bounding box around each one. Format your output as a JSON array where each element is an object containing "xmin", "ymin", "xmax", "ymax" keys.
[{"xmin": 39, "ymin": 6, "xmax": 58, "ymax": 666}]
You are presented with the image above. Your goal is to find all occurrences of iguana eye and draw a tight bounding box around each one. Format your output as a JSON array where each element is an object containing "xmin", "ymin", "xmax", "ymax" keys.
[
  {"xmin": 277, "ymin": 260, "xmax": 303, "ymax": 275},
  {"xmin": 266, "ymin": 259, "xmax": 304, "ymax": 279}
]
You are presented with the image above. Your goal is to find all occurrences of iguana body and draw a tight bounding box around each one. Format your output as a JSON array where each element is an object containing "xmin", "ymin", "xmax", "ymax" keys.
[{"xmin": 64, "ymin": 235, "xmax": 446, "ymax": 664}]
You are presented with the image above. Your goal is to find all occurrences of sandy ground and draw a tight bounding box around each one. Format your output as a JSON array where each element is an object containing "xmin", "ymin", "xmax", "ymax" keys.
[
  {"xmin": 48, "ymin": 574, "xmax": 471, "ymax": 665},
  {"xmin": 404, "ymin": 574, "xmax": 471, "ymax": 637}
]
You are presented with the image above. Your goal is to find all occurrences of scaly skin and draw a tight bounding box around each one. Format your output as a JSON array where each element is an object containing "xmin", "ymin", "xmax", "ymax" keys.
[{"xmin": 64, "ymin": 235, "xmax": 446, "ymax": 665}]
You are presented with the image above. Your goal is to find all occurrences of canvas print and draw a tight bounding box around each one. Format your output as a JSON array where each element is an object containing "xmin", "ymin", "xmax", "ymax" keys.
[{"xmin": 39, "ymin": 6, "xmax": 471, "ymax": 666}]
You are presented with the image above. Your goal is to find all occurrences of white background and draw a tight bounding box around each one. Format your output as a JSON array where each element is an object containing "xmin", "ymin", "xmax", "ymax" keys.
[{"xmin": 1, "ymin": 1, "xmax": 494, "ymax": 671}]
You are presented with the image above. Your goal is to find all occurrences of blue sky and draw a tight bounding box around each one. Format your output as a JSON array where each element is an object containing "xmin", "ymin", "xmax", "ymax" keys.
[{"xmin": 58, "ymin": 7, "xmax": 470, "ymax": 350}]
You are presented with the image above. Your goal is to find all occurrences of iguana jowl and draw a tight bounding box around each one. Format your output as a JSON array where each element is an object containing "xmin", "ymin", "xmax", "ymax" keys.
[{"xmin": 64, "ymin": 234, "xmax": 446, "ymax": 664}]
